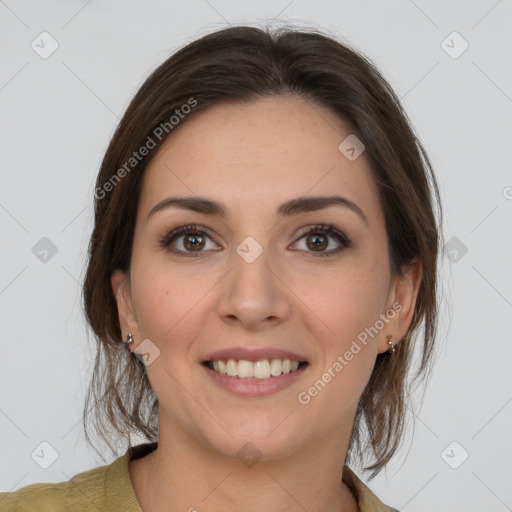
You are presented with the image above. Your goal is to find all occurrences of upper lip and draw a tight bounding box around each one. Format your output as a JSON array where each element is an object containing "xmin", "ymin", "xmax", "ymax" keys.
[{"xmin": 202, "ymin": 347, "xmax": 308, "ymax": 363}]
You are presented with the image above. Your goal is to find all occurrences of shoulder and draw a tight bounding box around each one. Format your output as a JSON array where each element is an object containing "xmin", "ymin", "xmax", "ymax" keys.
[
  {"xmin": 0, "ymin": 444, "xmax": 143, "ymax": 512},
  {"xmin": 342, "ymin": 465, "xmax": 401, "ymax": 512},
  {"xmin": 0, "ymin": 442, "xmax": 156, "ymax": 511},
  {"xmin": 0, "ymin": 463, "xmax": 107, "ymax": 511}
]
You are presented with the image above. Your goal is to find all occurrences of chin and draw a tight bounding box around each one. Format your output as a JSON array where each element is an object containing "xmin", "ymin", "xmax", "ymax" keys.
[
  {"xmin": 209, "ymin": 433, "xmax": 303, "ymax": 464},
  {"xmin": 194, "ymin": 413, "xmax": 311, "ymax": 463}
]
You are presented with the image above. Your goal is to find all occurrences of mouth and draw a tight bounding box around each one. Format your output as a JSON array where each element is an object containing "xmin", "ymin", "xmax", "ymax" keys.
[
  {"xmin": 200, "ymin": 347, "xmax": 310, "ymax": 396},
  {"xmin": 202, "ymin": 359, "xmax": 309, "ymax": 380}
]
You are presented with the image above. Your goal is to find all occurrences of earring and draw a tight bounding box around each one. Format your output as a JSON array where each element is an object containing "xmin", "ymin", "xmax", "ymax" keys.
[
  {"xmin": 124, "ymin": 333, "xmax": 134, "ymax": 349},
  {"xmin": 387, "ymin": 335, "xmax": 395, "ymax": 354},
  {"xmin": 123, "ymin": 333, "xmax": 145, "ymax": 363}
]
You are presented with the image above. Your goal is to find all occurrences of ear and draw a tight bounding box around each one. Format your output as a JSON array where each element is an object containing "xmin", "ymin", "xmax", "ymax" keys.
[
  {"xmin": 111, "ymin": 269, "xmax": 140, "ymax": 343},
  {"xmin": 378, "ymin": 259, "xmax": 422, "ymax": 354}
]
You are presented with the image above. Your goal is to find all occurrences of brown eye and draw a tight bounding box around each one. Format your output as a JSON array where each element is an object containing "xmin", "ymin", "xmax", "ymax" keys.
[
  {"xmin": 182, "ymin": 233, "xmax": 206, "ymax": 251},
  {"xmin": 305, "ymin": 233, "xmax": 329, "ymax": 251},
  {"xmin": 292, "ymin": 224, "xmax": 352, "ymax": 257},
  {"xmin": 159, "ymin": 225, "xmax": 219, "ymax": 257}
]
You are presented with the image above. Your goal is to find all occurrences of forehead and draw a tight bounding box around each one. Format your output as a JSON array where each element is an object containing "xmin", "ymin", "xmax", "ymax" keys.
[{"xmin": 139, "ymin": 96, "xmax": 382, "ymax": 222}]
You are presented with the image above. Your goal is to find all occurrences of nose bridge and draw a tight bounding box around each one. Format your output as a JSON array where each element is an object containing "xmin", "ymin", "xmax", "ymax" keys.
[{"xmin": 216, "ymin": 234, "xmax": 291, "ymax": 328}]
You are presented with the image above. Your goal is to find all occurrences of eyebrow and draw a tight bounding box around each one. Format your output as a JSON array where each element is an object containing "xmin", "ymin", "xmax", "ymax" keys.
[{"xmin": 147, "ymin": 195, "xmax": 368, "ymax": 225}]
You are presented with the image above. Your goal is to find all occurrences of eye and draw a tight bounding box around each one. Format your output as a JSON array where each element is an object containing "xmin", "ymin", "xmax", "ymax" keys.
[
  {"xmin": 159, "ymin": 223, "xmax": 352, "ymax": 258},
  {"xmin": 291, "ymin": 223, "xmax": 352, "ymax": 257},
  {"xmin": 158, "ymin": 224, "xmax": 219, "ymax": 257}
]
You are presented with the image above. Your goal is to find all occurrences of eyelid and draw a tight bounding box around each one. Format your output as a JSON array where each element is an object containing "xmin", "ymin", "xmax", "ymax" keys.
[{"xmin": 293, "ymin": 223, "xmax": 348, "ymax": 241}]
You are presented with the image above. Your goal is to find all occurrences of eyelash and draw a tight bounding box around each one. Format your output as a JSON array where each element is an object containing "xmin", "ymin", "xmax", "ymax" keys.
[{"xmin": 158, "ymin": 223, "xmax": 352, "ymax": 258}]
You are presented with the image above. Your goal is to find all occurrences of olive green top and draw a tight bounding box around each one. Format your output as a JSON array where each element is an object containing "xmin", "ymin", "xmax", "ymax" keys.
[{"xmin": 0, "ymin": 442, "xmax": 399, "ymax": 511}]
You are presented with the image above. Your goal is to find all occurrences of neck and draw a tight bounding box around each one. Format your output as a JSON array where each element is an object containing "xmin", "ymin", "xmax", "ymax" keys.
[{"xmin": 130, "ymin": 416, "xmax": 359, "ymax": 512}]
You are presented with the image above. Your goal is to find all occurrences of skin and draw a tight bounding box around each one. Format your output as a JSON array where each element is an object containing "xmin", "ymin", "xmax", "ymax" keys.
[{"xmin": 111, "ymin": 96, "xmax": 422, "ymax": 512}]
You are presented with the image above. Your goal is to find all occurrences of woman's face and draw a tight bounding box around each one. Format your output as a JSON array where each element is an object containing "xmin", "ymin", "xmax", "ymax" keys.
[{"xmin": 112, "ymin": 96, "xmax": 419, "ymax": 461}]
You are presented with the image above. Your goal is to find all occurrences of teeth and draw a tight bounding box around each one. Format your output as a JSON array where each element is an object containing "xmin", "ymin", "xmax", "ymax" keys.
[
  {"xmin": 253, "ymin": 360, "xmax": 271, "ymax": 379},
  {"xmin": 226, "ymin": 359, "xmax": 237, "ymax": 377},
  {"xmin": 209, "ymin": 358, "xmax": 303, "ymax": 379},
  {"xmin": 237, "ymin": 360, "xmax": 253, "ymax": 378},
  {"xmin": 270, "ymin": 359, "xmax": 283, "ymax": 376}
]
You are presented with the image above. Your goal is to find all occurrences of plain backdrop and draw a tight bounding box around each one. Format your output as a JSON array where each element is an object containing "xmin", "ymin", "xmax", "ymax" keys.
[{"xmin": 1, "ymin": 1, "xmax": 511, "ymax": 511}]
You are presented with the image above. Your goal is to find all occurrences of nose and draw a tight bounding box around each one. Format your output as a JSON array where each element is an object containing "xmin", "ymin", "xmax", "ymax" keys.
[{"xmin": 216, "ymin": 242, "xmax": 292, "ymax": 331}]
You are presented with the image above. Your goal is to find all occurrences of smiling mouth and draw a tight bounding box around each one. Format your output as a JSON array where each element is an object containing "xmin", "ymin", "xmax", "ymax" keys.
[{"xmin": 202, "ymin": 359, "xmax": 309, "ymax": 380}]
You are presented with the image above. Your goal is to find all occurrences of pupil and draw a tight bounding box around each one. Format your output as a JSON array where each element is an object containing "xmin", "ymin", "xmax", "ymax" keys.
[
  {"xmin": 309, "ymin": 234, "xmax": 327, "ymax": 251},
  {"xmin": 185, "ymin": 234, "xmax": 204, "ymax": 250}
]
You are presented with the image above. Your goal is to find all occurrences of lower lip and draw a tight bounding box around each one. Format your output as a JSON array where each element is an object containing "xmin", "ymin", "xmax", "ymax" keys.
[{"xmin": 201, "ymin": 363, "xmax": 309, "ymax": 396}]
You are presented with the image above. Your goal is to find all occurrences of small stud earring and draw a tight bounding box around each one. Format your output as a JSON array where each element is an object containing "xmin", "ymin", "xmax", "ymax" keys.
[
  {"xmin": 124, "ymin": 333, "xmax": 134, "ymax": 348},
  {"xmin": 387, "ymin": 335, "xmax": 395, "ymax": 354}
]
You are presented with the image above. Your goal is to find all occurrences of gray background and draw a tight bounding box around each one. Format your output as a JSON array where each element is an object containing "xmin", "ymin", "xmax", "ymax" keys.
[{"xmin": 1, "ymin": 1, "xmax": 511, "ymax": 510}]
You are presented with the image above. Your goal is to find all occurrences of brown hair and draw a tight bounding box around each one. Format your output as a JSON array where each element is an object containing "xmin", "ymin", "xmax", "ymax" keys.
[{"xmin": 82, "ymin": 25, "xmax": 443, "ymax": 479}]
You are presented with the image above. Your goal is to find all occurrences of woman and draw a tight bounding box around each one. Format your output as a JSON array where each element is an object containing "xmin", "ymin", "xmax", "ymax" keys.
[{"xmin": 0, "ymin": 25, "xmax": 442, "ymax": 511}]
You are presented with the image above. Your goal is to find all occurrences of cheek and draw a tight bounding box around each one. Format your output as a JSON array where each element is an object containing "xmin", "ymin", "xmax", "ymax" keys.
[
  {"xmin": 130, "ymin": 245, "xmax": 178, "ymax": 336},
  {"xmin": 130, "ymin": 249, "xmax": 218, "ymax": 351},
  {"xmin": 132, "ymin": 274, "xmax": 194, "ymax": 341},
  {"xmin": 298, "ymin": 267, "xmax": 386, "ymax": 419},
  {"xmin": 297, "ymin": 258, "xmax": 389, "ymax": 344}
]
